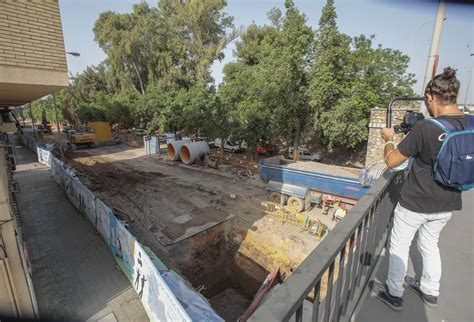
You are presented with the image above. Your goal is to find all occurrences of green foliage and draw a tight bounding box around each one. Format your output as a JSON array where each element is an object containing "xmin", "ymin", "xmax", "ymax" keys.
[
  {"xmin": 318, "ymin": 34, "xmax": 415, "ymax": 150},
  {"xmin": 29, "ymin": 96, "xmax": 62, "ymax": 124},
  {"xmin": 219, "ymin": 1, "xmax": 314, "ymax": 149},
  {"xmin": 309, "ymin": 0, "xmax": 351, "ymax": 122},
  {"xmin": 93, "ymin": 0, "xmax": 236, "ymax": 93},
  {"xmin": 24, "ymin": 0, "xmax": 416, "ymax": 155}
]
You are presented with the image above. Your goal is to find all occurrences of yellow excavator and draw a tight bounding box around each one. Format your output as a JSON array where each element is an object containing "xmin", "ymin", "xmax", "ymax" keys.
[{"xmin": 64, "ymin": 104, "xmax": 95, "ymax": 152}]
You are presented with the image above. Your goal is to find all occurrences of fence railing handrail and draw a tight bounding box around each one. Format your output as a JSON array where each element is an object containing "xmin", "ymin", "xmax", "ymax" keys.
[{"xmin": 249, "ymin": 171, "xmax": 398, "ymax": 321}]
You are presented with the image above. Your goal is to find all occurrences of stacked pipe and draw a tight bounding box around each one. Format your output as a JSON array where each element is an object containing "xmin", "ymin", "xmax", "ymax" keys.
[
  {"xmin": 179, "ymin": 141, "xmax": 209, "ymax": 165},
  {"xmin": 167, "ymin": 139, "xmax": 190, "ymax": 161}
]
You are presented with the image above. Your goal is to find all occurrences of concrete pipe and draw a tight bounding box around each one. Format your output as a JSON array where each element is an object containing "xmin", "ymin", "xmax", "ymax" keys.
[
  {"xmin": 167, "ymin": 139, "xmax": 190, "ymax": 161},
  {"xmin": 180, "ymin": 141, "xmax": 210, "ymax": 165}
]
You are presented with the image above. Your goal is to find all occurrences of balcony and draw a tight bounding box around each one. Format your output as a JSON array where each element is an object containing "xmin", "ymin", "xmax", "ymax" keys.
[{"xmin": 250, "ymin": 171, "xmax": 473, "ymax": 321}]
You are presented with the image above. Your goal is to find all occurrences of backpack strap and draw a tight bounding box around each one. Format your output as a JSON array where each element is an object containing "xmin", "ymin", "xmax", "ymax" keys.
[
  {"xmin": 429, "ymin": 117, "xmax": 457, "ymax": 133},
  {"xmin": 466, "ymin": 115, "xmax": 474, "ymax": 130}
]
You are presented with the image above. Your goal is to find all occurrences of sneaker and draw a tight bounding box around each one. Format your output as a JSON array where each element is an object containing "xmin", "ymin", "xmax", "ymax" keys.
[
  {"xmin": 370, "ymin": 281, "xmax": 404, "ymax": 311},
  {"xmin": 405, "ymin": 276, "xmax": 438, "ymax": 307}
]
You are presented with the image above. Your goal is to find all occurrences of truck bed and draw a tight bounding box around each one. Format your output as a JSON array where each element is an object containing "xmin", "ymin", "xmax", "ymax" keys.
[
  {"xmin": 259, "ymin": 156, "xmax": 367, "ymax": 200},
  {"xmin": 286, "ymin": 161, "xmax": 360, "ymax": 179}
]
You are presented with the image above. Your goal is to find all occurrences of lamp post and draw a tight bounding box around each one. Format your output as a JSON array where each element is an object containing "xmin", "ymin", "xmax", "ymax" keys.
[
  {"xmin": 53, "ymin": 51, "xmax": 80, "ymax": 163},
  {"xmin": 65, "ymin": 52, "xmax": 80, "ymax": 57},
  {"xmin": 408, "ymin": 19, "xmax": 434, "ymax": 58},
  {"xmin": 52, "ymin": 92, "xmax": 65, "ymax": 162},
  {"xmin": 463, "ymin": 53, "xmax": 474, "ymax": 112}
]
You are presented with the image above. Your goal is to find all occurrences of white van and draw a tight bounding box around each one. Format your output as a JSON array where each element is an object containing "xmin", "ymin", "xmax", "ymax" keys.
[
  {"xmin": 288, "ymin": 147, "xmax": 322, "ymax": 161},
  {"xmin": 214, "ymin": 138, "xmax": 244, "ymax": 153}
]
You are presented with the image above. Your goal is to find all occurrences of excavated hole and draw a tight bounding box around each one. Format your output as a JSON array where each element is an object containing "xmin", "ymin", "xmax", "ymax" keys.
[{"xmin": 175, "ymin": 226, "xmax": 269, "ymax": 321}]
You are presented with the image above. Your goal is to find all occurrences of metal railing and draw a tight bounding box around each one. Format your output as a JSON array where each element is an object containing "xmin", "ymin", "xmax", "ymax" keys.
[{"xmin": 250, "ymin": 171, "xmax": 405, "ymax": 322}]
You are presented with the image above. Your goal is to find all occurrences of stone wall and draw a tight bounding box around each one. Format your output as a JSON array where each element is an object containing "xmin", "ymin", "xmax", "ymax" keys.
[{"xmin": 365, "ymin": 107, "xmax": 418, "ymax": 167}]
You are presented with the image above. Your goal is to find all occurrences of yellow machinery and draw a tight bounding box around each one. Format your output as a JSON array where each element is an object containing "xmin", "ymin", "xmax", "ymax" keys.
[
  {"xmin": 88, "ymin": 122, "xmax": 112, "ymax": 141},
  {"xmin": 264, "ymin": 202, "xmax": 328, "ymax": 240},
  {"xmin": 64, "ymin": 105, "xmax": 96, "ymax": 151}
]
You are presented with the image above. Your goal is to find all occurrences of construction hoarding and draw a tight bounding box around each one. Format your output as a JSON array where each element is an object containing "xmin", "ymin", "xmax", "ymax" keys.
[{"xmin": 27, "ymin": 133, "xmax": 221, "ymax": 321}]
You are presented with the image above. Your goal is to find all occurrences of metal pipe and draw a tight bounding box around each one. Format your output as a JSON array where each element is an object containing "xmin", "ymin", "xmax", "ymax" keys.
[
  {"xmin": 386, "ymin": 96, "xmax": 424, "ymax": 128},
  {"xmin": 420, "ymin": 0, "xmax": 447, "ymax": 116},
  {"xmin": 179, "ymin": 141, "xmax": 209, "ymax": 165},
  {"xmin": 167, "ymin": 139, "xmax": 191, "ymax": 161}
]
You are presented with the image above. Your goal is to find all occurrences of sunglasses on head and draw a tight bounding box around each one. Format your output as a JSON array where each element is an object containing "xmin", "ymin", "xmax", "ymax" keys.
[{"xmin": 426, "ymin": 76, "xmax": 438, "ymax": 98}]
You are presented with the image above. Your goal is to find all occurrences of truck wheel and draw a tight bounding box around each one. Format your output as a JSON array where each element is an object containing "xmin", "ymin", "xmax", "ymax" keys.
[
  {"xmin": 270, "ymin": 192, "xmax": 286, "ymax": 205},
  {"xmin": 287, "ymin": 196, "xmax": 305, "ymax": 213}
]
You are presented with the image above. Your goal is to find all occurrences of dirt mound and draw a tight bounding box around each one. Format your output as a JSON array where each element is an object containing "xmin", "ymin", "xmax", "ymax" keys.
[{"xmin": 286, "ymin": 161, "xmax": 360, "ymax": 178}]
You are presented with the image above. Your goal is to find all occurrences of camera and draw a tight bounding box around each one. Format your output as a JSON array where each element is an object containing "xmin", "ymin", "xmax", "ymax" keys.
[{"xmin": 394, "ymin": 111, "xmax": 425, "ymax": 134}]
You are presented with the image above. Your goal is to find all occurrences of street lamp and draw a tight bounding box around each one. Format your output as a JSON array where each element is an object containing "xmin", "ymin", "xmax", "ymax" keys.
[
  {"xmin": 408, "ymin": 17, "xmax": 447, "ymax": 58},
  {"xmin": 65, "ymin": 52, "xmax": 80, "ymax": 57}
]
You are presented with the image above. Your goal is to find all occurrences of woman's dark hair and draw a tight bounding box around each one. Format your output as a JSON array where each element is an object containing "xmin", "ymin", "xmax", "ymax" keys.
[{"xmin": 425, "ymin": 67, "xmax": 460, "ymax": 105}]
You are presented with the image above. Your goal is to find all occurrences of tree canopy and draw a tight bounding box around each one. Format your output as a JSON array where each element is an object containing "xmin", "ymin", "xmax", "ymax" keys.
[{"xmin": 26, "ymin": 0, "xmax": 415, "ymax": 154}]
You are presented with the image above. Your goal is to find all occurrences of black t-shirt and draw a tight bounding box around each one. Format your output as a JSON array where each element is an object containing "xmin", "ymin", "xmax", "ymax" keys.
[{"xmin": 397, "ymin": 115, "xmax": 468, "ymax": 213}]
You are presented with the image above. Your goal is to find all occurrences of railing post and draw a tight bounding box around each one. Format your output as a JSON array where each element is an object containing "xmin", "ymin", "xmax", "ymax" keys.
[{"xmin": 249, "ymin": 172, "xmax": 403, "ymax": 322}]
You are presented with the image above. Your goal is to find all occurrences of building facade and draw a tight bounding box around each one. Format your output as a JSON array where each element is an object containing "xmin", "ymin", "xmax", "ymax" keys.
[
  {"xmin": 0, "ymin": 1, "xmax": 69, "ymax": 318},
  {"xmin": 0, "ymin": 0, "xmax": 68, "ymax": 108}
]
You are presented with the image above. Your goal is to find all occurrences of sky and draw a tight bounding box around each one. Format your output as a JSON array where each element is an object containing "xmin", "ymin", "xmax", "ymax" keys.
[{"xmin": 59, "ymin": 0, "xmax": 474, "ymax": 104}]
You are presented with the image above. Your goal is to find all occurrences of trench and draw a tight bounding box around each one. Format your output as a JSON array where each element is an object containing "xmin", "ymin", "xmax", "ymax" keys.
[{"xmin": 169, "ymin": 222, "xmax": 272, "ymax": 322}]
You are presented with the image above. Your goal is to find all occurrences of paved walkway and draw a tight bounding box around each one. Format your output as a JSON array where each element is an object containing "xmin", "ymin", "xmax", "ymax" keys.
[
  {"xmin": 356, "ymin": 189, "xmax": 474, "ymax": 321},
  {"xmin": 13, "ymin": 139, "xmax": 147, "ymax": 321}
]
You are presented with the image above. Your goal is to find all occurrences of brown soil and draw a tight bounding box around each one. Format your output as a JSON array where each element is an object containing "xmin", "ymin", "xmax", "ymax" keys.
[
  {"xmin": 65, "ymin": 144, "xmax": 339, "ymax": 319},
  {"xmin": 286, "ymin": 161, "xmax": 361, "ymax": 178}
]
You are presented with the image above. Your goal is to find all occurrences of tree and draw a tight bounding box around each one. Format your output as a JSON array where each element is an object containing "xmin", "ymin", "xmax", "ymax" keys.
[
  {"xmin": 219, "ymin": 1, "xmax": 314, "ymax": 154},
  {"xmin": 93, "ymin": 2, "xmax": 155, "ymax": 95},
  {"xmin": 308, "ymin": 0, "xmax": 351, "ymax": 126},
  {"xmin": 218, "ymin": 23, "xmax": 280, "ymax": 154},
  {"xmin": 262, "ymin": 0, "xmax": 314, "ymax": 147},
  {"xmin": 94, "ymin": 0, "xmax": 236, "ymax": 93},
  {"xmin": 319, "ymin": 35, "xmax": 415, "ymax": 150}
]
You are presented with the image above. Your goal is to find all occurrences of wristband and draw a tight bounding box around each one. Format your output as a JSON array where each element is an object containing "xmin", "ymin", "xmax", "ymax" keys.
[{"xmin": 384, "ymin": 141, "xmax": 395, "ymax": 148}]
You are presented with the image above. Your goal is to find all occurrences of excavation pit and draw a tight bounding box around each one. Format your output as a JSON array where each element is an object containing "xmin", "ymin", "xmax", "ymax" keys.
[
  {"xmin": 67, "ymin": 144, "xmax": 323, "ymax": 320},
  {"xmin": 171, "ymin": 224, "xmax": 273, "ymax": 321}
]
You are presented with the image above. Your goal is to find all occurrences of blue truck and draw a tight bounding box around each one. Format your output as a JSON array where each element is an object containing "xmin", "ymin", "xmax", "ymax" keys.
[{"xmin": 259, "ymin": 156, "xmax": 368, "ymax": 212}]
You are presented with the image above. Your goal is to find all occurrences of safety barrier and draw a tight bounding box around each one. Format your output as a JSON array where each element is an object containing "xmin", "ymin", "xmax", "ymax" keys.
[
  {"xmin": 249, "ymin": 170, "xmax": 405, "ymax": 321},
  {"xmin": 26, "ymin": 135, "xmax": 222, "ymax": 321}
]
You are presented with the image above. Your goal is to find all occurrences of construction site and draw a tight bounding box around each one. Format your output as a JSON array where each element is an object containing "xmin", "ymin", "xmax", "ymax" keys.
[
  {"xmin": 35, "ymin": 128, "xmax": 360, "ymax": 320},
  {"xmin": 2, "ymin": 1, "xmax": 472, "ymax": 321}
]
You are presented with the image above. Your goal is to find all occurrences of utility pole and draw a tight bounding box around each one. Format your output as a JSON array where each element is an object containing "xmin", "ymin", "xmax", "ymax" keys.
[
  {"xmin": 420, "ymin": 0, "xmax": 447, "ymax": 117},
  {"xmin": 52, "ymin": 92, "xmax": 65, "ymax": 163},
  {"xmin": 28, "ymin": 103, "xmax": 37, "ymax": 140}
]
